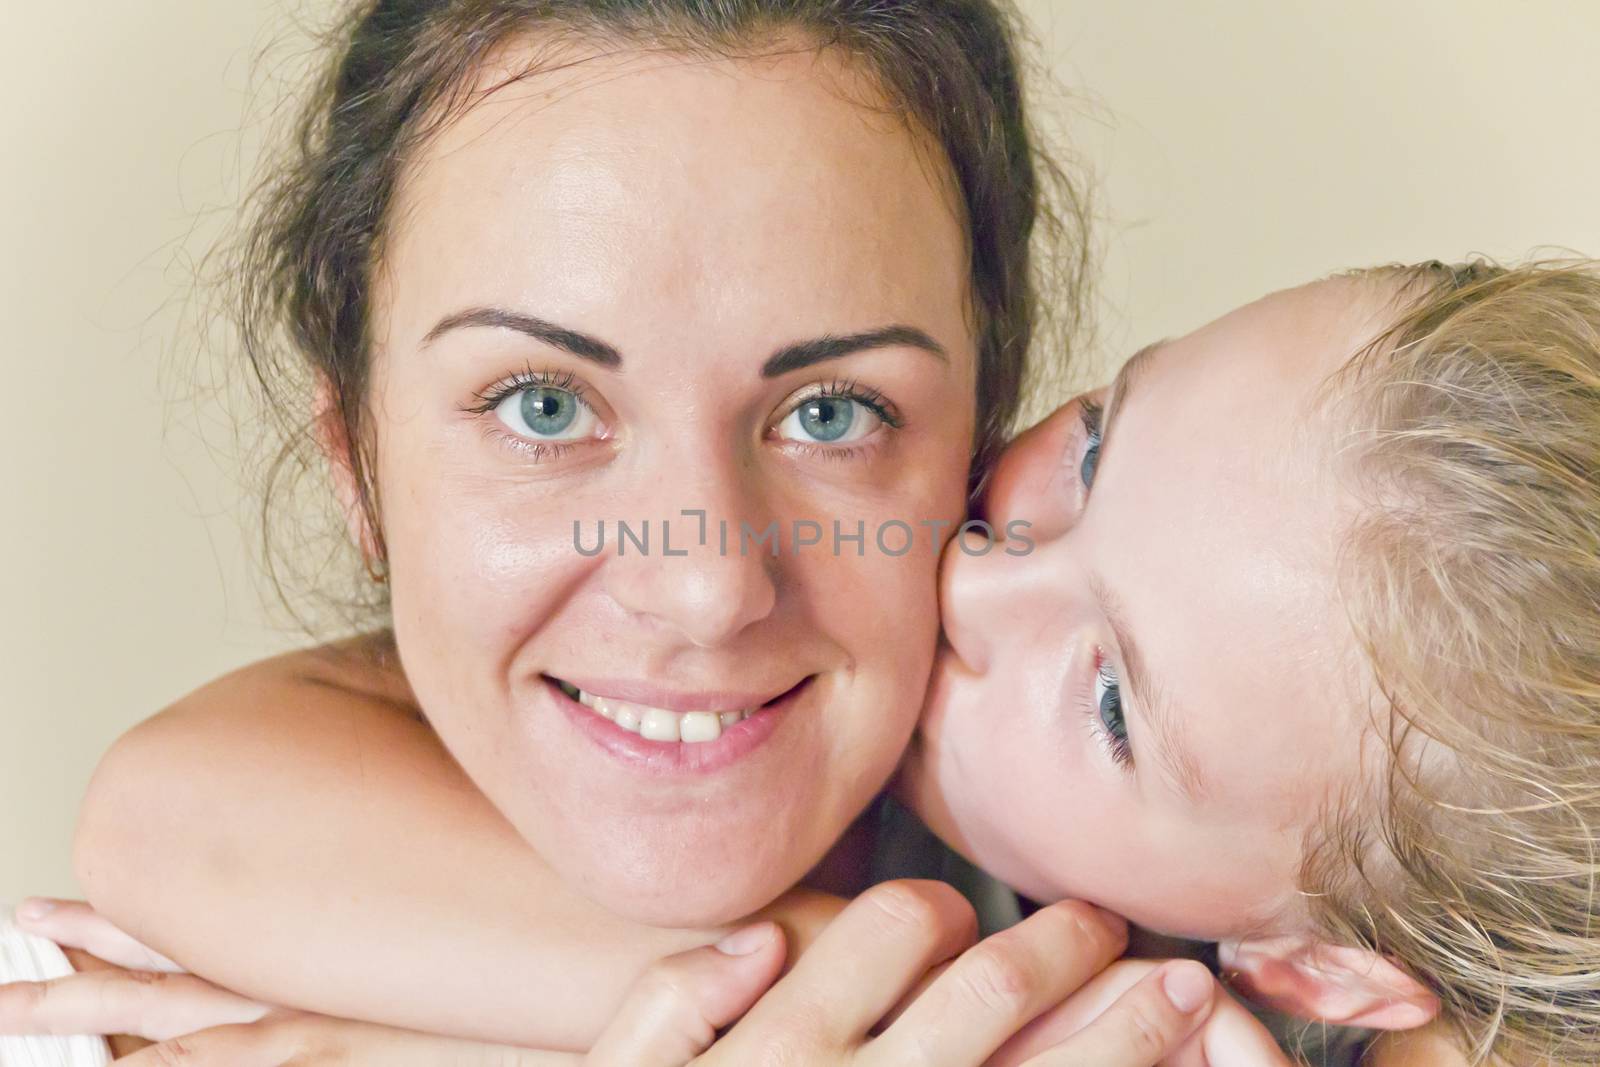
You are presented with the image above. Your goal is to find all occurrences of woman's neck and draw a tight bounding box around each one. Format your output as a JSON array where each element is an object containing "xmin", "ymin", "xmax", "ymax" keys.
[{"xmin": 801, "ymin": 795, "xmax": 885, "ymax": 897}]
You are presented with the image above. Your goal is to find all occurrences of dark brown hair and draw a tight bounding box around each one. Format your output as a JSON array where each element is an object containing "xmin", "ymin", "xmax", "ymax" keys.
[{"xmin": 231, "ymin": 0, "xmax": 1089, "ymax": 617}]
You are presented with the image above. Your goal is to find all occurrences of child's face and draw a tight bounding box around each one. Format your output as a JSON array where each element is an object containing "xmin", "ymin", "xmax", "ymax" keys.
[{"xmin": 905, "ymin": 278, "xmax": 1390, "ymax": 941}]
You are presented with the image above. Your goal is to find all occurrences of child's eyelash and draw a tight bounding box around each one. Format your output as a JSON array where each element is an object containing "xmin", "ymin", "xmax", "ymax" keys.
[
  {"xmin": 1077, "ymin": 399, "xmax": 1106, "ymax": 489},
  {"xmin": 1080, "ymin": 649, "xmax": 1134, "ymax": 770},
  {"xmin": 1080, "ymin": 398, "xmax": 1105, "ymax": 441},
  {"xmin": 461, "ymin": 367, "xmax": 586, "ymax": 415}
]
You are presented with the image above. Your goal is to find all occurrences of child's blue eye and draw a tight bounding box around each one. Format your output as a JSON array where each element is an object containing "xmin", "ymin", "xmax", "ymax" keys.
[
  {"xmin": 1079, "ymin": 401, "xmax": 1104, "ymax": 489},
  {"xmin": 1094, "ymin": 660, "xmax": 1132, "ymax": 767}
]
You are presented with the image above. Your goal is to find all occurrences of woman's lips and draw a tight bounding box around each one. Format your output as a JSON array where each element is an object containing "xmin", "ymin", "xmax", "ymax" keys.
[
  {"xmin": 545, "ymin": 674, "xmax": 810, "ymax": 774},
  {"xmin": 550, "ymin": 675, "xmax": 797, "ymax": 714},
  {"xmin": 552, "ymin": 677, "xmax": 755, "ymax": 742}
]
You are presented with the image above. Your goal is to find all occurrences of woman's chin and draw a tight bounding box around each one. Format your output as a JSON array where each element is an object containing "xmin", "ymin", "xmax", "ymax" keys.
[
  {"xmin": 606, "ymin": 888, "xmax": 776, "ymax": 930},
  {"xmin": 557, "ymin": 842, "xmax": 803, "ymax": 928},
  {"xmin": 479, "ymin": 663, "xmax": 915, "ymax": 928}
]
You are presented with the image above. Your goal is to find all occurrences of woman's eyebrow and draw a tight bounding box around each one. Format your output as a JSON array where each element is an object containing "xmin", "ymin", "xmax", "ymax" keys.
[
  {"xmin": 422, "ymin": 307, "xmax": 622, "ymax": 366},
  {"xmin": 419, "ymin": 311, "xmax": 943, "ymax": 379},
  {"xmin": 760, "ymin": 325, "xmax": 947, "ymax": 377}
]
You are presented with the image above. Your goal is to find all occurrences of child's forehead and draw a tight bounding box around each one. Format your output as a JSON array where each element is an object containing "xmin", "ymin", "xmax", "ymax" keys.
[
  {"xmin": 1121, "ymin": 276, "xmax": 1401, "ymax": 496},
  {"xmin": 1090, "ymin": 281, "xmax": 1385, "ymax": 811},
  {"xmin": 1175, "ymin": 275, "xmax": 1396, "ymax": 388}
]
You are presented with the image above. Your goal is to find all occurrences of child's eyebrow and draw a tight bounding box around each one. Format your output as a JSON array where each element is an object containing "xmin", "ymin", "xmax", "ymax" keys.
[
  {"xmin": 1102, "ymin": 340, "xmax": 1163, "ymax": 433},
  {"xmin": 1091, "ymin": 339, "xmax": 1210, "ymax": 804},
  {"xmin": 1090, "ymin": 572, "xmax": 1209, "ymax": 804}
]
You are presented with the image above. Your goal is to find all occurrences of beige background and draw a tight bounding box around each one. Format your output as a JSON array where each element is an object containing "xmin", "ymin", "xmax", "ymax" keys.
[{"xmin": 4, "ymin": 1, "xmax": 1598, "ymax": 902}]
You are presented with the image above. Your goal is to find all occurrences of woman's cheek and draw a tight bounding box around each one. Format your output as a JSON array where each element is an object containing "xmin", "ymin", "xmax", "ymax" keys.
[{"xmin": 384, "ymin": 457, "xmax": 602, "ymax": 674}]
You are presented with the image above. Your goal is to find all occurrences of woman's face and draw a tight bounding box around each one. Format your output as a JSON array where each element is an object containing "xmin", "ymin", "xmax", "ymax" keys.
[
  {"xmin": 361, "ymin": 42, "xmax": 976, "ymax": 926},
  {"xmin": 907, "ymin": 279, "xmax": 1385, "ymax": 941}
]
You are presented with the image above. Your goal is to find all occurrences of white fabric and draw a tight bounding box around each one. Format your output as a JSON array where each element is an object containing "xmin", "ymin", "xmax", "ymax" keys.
[{"xmin": 0, "ymin": 905, "xmax": 112, "ymax": 1067}]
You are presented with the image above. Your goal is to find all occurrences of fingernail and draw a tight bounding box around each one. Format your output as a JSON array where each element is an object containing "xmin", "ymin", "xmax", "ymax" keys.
[
  {"xmin": 715, "ymin": 922, "xmax": 775, "ymax": 957},
  {"xmin": 16, "ymin": 899, "xmax": 56, "ymax": 924},
  {"xmin": 1161, "ymin": 961, "xmax": 1213, "ymax": 1014}
]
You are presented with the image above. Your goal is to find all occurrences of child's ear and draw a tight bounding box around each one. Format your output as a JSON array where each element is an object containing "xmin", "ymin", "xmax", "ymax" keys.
[
  {"xmin": 312, "ymin": 376, "xmax": 381, "ymax": 561},
  {"xmin": 1218, "ymin": 935, "xmax": 1439, "ymax": 1031}
]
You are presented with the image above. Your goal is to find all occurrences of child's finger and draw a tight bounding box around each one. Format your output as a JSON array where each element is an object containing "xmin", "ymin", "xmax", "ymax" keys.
[
  {"xmin": 736, "ymin": 879, "xmax": 981, "ymax": 1045},
  {"xmin": 1017, "ymin": 961, "xmax": 1217, "ymax": 1067},
  {"xmin": 1196, "ymin": 986, "xmax": 1298, "ymax": 1067},
  {"xmin": 113, "ymin": 1022, "xmax": 296, "ymax": 1067},
  {"xmin": 871, "ymin": 899, "xmax": 1130, "ymax": 1066},
  {"xmin": 14, "ymin": 900, "xmax": 183, "ymax": 974},
  {"xmin": 584, "ymin": 923, "xmax": 786, "ymax": 1067},
  {"xmin": 115, "ymin": 1016, "xmax": 587, "ymax": 1067},
  {"xmin": 0, "ymin": 969, "xmax": 268, "ymax": 1042}
]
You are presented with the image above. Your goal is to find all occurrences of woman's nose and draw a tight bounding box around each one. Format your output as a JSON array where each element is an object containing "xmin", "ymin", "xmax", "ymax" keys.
[{"xmin": 599, "ymin": 463, "xmax": 780, "ymax": 648}]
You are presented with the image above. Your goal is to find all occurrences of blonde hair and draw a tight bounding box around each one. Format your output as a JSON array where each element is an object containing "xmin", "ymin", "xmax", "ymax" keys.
[{"xmin": 1305, "ymin": 260, "xmax": 1600, "ymax": 1065}]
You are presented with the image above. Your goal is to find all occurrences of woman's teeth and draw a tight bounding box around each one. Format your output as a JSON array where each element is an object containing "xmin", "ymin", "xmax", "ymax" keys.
[{"xmin": 557, "ymin": 680, "xmax": 753, "ymax": 743}]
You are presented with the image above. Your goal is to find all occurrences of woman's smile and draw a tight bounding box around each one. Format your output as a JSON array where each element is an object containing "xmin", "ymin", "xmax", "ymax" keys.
[{"xmin": 545, "ymin": 674, "xmax": 812, "ymax": 774}]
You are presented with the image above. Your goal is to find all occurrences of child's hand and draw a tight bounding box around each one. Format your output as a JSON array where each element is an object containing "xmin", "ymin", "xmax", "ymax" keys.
[
  {"xmin": 585, "ymin": 880, "xmax": 1230, "ymax": 1067},
  {"xmin": 0, "ymin": 889, "xmax": 1291, "ymax": 1067},
  {"xmin": 2, "ymin": 898, "xmax": 270, "ymax": 1042},
  {"xmin": 986, "ymin": 956, "xmax": 1296, "ymax": 1067},
  {"xmin": 12, "ymin": 897, "xmax": 184, "ymax": 975},
  {"xmin": 1, "ymin": 899, "xmax": 570, "ymax": 1064}
]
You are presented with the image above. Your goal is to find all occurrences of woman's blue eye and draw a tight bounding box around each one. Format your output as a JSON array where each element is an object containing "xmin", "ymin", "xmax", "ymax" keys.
[
  {"xmin": 522, "ymin": 388, "xmax": 578, "ymax": 435},
  {"xmin": 777, "ymin": 395, "xmax": 883, "ymax": 445},
  {"xmin": 492, "ymin": 385, "xmax": 598, "ymax": 442},
  {"xmin": 800, "ymin": 397, "xmax": 853, "ymax": 441},
  {"xmin": 1094, "ymin": 661, "xmax": 1132, "ymax": 766}
]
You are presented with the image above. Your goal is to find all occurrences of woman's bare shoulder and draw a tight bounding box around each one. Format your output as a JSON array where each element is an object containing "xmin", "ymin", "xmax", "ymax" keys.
[
  {"xmin": 85, "ymin": 632, "xmax": 448, "ymax": 812},
  {"xmin": 166, "ymin": 631, "xmax": 425, "ymax": 729}
]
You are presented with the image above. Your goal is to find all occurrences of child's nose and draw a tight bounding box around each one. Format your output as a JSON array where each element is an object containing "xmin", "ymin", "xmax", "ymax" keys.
[{"xmin": 978, "ymin": 400, "xmax": 1087, "ymax": 542}]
